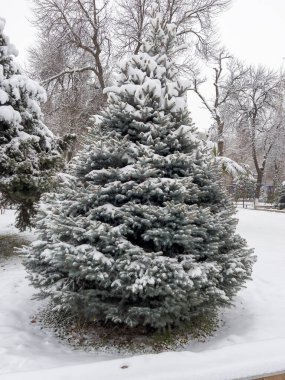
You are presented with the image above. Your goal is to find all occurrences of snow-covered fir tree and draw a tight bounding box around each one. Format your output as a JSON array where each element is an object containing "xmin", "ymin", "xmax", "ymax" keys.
[
  {"xmin": 24, "ymin": 7, "xmax": 255, "ymax": 330},
  {"xmin": 0, "ymin": 18, "xmax": 66, "ymax": 230}
]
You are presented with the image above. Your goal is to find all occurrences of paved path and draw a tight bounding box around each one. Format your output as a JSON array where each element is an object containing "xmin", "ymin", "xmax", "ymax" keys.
[{"xmin": 256, "ymin": 373, "xmax": 285, "ymax": 380}]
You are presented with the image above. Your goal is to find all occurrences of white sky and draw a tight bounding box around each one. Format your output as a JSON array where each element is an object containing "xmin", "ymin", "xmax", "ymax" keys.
[
  {"xmin": 219, "ymin": 0, "xmax": 285, "ymax": 70},
  {"xmin": 1, "ymin": 0, "xmax": 34, "ymax": 65},
  {"xmin": 1, "ymin": 0, "xmax": 285, "ymax": 130}
]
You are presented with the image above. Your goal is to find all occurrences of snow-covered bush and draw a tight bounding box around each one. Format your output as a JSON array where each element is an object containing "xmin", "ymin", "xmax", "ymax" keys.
[
  {"xmin": 233, "ymin": 168, "xmax": 256, "ymax": 202},
  {"xmin": 204, "ymin": 141, "xmax": 248, "ymax": 180},
  {"xmin": 277, "ymin": 182, "xmax": 285, "ymax": 210},
  {"xmin": 24, "ymin": 8, "xmax": 255, "ymax": 330},
  {"xmin": 0, "ymin": 18, "xmax": 65, "ymax": 230}
]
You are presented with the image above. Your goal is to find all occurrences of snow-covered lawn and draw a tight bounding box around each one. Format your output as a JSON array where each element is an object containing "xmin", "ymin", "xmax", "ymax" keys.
[{"xmin": 1, "ymin": 208, "xmax": 285, "ymax": 380}]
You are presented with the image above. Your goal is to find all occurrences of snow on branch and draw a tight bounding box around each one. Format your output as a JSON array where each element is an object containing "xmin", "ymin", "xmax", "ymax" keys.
[{"xmin": 41, "ymin": 66, "xmax": 97, "ymax": 86}]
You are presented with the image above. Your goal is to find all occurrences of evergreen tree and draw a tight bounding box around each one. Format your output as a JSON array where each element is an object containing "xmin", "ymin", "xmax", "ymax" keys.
[
  {"xmin": 0, "ymin": 18, "xmax": 66, "ymax": 230},
  {"xmin": 24, "ymin": 8, "xmax": 255, "ymax": 329},
  {"xmin": 277, "ymin": 182, "xmax": 285, "ymax": 210}
]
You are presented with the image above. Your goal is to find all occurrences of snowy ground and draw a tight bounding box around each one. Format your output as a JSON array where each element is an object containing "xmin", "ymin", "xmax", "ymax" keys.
[{"xmin": 1, "ymin": 208, "xmax": 285, "ymax": 379}]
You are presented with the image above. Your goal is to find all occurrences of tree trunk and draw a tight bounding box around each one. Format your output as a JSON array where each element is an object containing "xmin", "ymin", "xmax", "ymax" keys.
[
  {"xmin": 216, "ymin": 117, "xmax": 224, "ymax": 156},
  {"xmin": 255, "ymin": 169, "xmax": 263, "ymax": 200},
  {"xmin": 217, "ymin": 140, "xmax": 224, "ymax": 157}
]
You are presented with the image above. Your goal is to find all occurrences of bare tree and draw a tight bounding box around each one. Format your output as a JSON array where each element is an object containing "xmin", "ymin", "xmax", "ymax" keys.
[
  {"xmin": 229, "ymin": 66, "xmax": 285, "ymax": 200},
  {"xmin": 114, "ymin": 0, "xmax": 231, "ymax": 58},
  {"xmin": 32, "ymin": 0, "xmax": 112, "ymax": 94},
  {"xmin": 29, "ymin": 34, "xmax": 103, "ymax": 159},
  {"xmin": 29, "ymin": 0, "xmax": 113, "ymax": 158},
  {"xmin": 189, "ymin": 48, "xmax": 247, "ymax": 156},
  {"xmin": 114, "ymin": 0, "xmax": 152, "ymax": 55}
]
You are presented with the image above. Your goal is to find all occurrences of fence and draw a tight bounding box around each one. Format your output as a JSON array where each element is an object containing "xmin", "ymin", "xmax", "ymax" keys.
[{"xmin": 226, "ymin": 184, "xmax": 281, "ymax": 208}]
